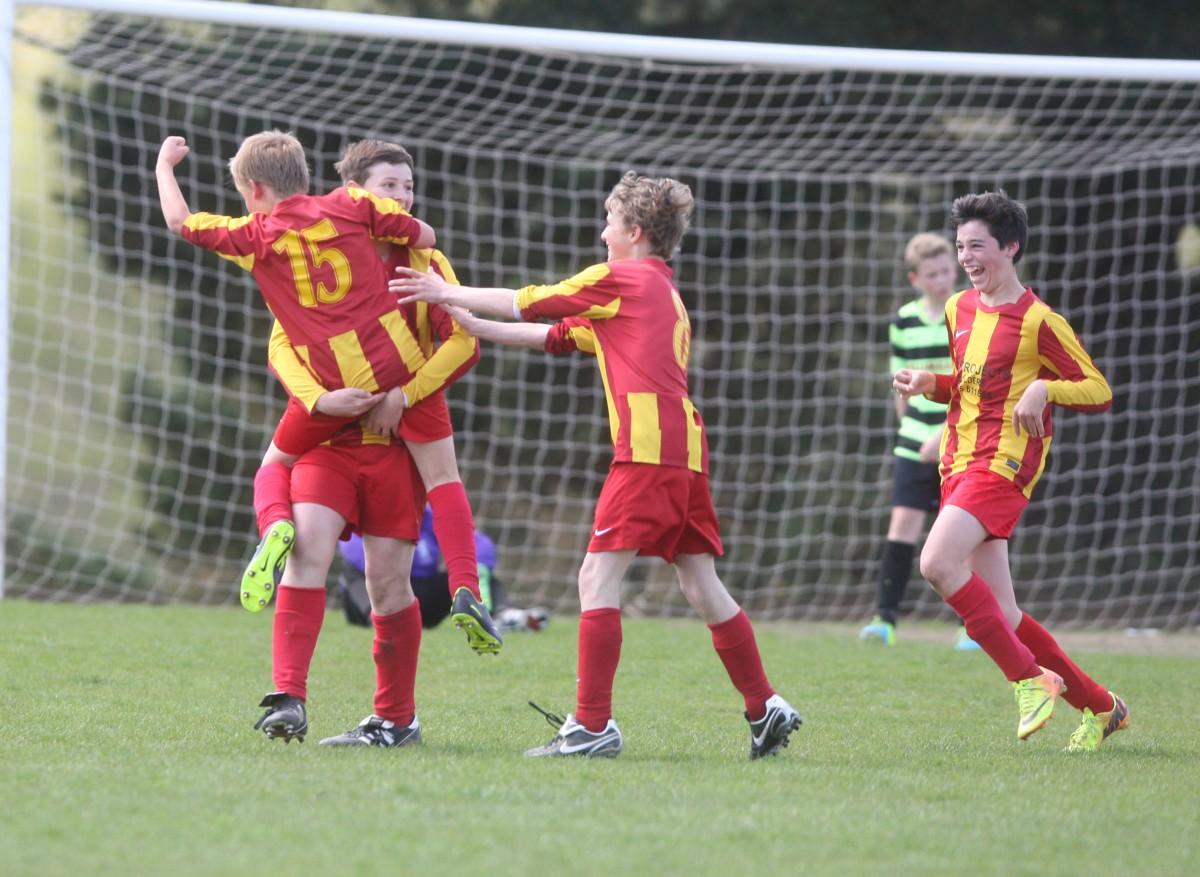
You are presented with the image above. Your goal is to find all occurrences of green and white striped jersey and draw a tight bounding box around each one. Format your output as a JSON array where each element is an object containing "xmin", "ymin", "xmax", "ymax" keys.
[{"xmin": 890, "ymin": 297, "xmax": 952, "ymax": 461}]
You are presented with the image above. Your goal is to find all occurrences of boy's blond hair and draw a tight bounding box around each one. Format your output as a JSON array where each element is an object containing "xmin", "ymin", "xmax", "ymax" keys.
[
  {"xmin": 228, "ymin": 130, "xmax": 309, "ymax": 198},
  {"xmin": 903, "ymin": 232, "xmax": 953, "ymax": 272},
  {"xmin": 334, "ymin": 139, "xmax": 414, "ymax": 186},
  {"xmin": 604, "ymin": 170, "xmax": 694, "ymax": 260}
]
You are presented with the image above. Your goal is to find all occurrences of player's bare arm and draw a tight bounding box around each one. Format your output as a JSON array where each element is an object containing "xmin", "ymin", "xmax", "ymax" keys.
[
  {"xmin": 411, "ymin": 220, "xmax": 436, "ymax": 250},
  {"xmin": 445, "ymin": 304, "xmax": 551, "ymax": 350},
  {"xmin": 1011, "ymin": 379, "xmax": 1048, "ymax": 438},
  {"xmin": 156, "ymin": 136, "xmax": 192, "ymax": 234},
  {"xmin": 390, "ymin": 267, "xmax": 518, "ymax": 319}
]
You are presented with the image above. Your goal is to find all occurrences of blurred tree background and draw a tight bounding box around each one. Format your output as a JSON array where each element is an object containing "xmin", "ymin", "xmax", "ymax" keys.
[{"xmin": 270, "ymin": 0, "xmax": 1200, "ymax": 59}]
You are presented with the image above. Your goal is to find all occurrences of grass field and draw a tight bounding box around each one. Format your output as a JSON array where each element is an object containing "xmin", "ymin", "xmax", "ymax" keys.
[{"xmin": 1, "ymin": 600, "xmax": 1197, "ymax": 876}]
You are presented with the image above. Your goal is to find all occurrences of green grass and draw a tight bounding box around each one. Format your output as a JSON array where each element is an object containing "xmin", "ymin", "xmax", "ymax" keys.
[{"xmin": 1, "ymin": 600, "xmax": 1197, "ymax": 877}]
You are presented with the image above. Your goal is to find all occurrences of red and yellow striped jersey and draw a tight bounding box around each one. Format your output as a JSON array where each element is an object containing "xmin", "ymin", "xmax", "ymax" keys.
[
  {"xmin": 936, "ymin": 287, "xmax": 1112, "ymax": 496},
  {"xmin": 523, "ymin": 258, "xmax": 708, "ymax": 474},
  {"xmin": 268, "ymin": 246, "xmax": 478, "ymax": 421},
  {"xmin": 182, "ymin": 187, "xmax": 429, "ymax": 401}
]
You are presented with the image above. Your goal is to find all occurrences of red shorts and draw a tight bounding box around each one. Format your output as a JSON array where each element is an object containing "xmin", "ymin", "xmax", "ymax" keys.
[
  {"xmin": 290, "ymin": 443, "xmax": 426, "ymax": 539},
  {"xmin": 588, "ymin": 462, "xmax": 724, "ymax": 563},
  {"xmin": 940, "ymin": 469, "xmax": 1029, "ymax": 540},
  {"xmin": 398, "ymin": 391, "xmax": 453, "ymax": 444},
  {"xmin": 272, "ymin": 392, "xmax": 453, "ymax": 456}
]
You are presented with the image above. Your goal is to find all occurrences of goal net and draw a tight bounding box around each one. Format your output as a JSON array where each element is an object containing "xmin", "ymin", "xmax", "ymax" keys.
[{"xmin": 6, "ymin": 0, "xmax": 1199, "ymax": 629}]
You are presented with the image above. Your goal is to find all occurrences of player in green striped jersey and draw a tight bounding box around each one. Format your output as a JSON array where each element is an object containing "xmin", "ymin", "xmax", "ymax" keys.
[{"xmin": 860, "ymin": 233, "xmax": 977, "ymax": 649}]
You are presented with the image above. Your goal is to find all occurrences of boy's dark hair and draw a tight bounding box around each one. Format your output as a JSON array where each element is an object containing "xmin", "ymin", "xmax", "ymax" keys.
[
  {"xmin": 950, "ymin": 189, "xmax": 1029, "ymax": 265},
  {"xmin": 334, "ymin": 139, "xmax": 414, "ymax": 185}
]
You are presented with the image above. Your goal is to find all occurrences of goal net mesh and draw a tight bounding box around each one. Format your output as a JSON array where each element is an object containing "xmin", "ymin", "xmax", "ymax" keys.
[{"xmin": 8, "ymin": 4, "xmax": 1199, "ymax": 629}]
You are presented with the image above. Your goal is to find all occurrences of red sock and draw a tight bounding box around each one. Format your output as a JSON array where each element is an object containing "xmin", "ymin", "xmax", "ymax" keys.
[
  {"xmin": 254, "ymin": 462, "xmax": 293, "ymax": 538},
  {"xmin": 428, "ymin": 482, "xmax": 480, "ymax": 599},
  {"xmin": 1015, "ymin": 613, "xmax": 1111, "ymax": 713},
  {"xmin": 271, "ymin": 585, "xmax": 326, "ymax": 700},
  {"xmin": 945, "ymin": 574, "xmax": 1040, "ymax": 681},
  {"xmin": 372, "ymin": 601, "xmax": 423, "ymax": 725},
  {"xmin": 709, "ymin": 609, "xmax": 775, "ymax": 718},
  {"xmin": 575, "ymin": 608, "xmax": 622, "ymax": 732}
]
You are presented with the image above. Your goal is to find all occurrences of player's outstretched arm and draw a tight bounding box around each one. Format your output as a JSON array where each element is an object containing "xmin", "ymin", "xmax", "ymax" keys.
[
  {"xmin": 390, "ymin": 267, "xmax": 518, "ymax": 319},
  {"xmin": 444, "ymin": 305, "xmax": 550, "ymax": 349},
  {"xmin": 411, "ymin": 219, "xmax": 436, "ymax": 250},
  {"xmin": 155, "ymin": 136, "xmax": 193, "ymax": 234}
]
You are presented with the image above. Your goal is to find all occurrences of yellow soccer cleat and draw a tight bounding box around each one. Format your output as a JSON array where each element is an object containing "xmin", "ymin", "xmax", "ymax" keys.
[
  {"xmin": 1013, "ymin": 666, "xmax": 1065, "ymax": 740},
  {"xmin": 239, "ymin": 520, "xmax": 295, "ymax": 612},
  {"xmin": 1067, "ymin": 693, "xmax": 1130, "ymax": 753}
]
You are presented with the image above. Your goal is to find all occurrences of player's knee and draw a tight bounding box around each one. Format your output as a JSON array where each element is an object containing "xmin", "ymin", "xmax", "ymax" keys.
[
  {"xmin": 576, "ymin": 557, "xmax": 619, "ymax": 609},
  {"xmin": 368, "ymin": 577, "xmax": 415, "ymax": 616},
  {"xmin": 261, "ymin": 442, "xmax": 297, "ymax": 469},
  {"xmin": 576, "ymin": 565, "xmax": 600, "ymax": 603},
  {"xmin": 918, "ymin": 545, "xmax": 955, "ymax": 590}
]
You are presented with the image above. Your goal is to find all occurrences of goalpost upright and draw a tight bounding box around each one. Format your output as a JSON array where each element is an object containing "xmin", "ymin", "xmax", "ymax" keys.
[{"xmin": 5, "ymin": 0, "xmax": 1200, "ymax": 627}]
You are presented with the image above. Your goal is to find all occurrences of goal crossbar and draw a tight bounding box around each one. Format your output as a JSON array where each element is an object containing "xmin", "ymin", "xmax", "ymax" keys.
[{"xmin": 19, "ymin": 0, "xmax": 1200, "ymax": 81}]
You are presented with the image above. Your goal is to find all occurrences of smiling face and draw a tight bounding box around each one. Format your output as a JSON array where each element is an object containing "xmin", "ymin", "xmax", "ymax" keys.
[
  {"xmin": 357, "ymin": 161, "xmax": 415, "ymax": 211},
  {"xmin": 600, "ymin": 208, "xmax": 639, "ymax": 261},
  {"xmin": 956, "ymin": 219, "xmax": 1020, "ymax": 297}
]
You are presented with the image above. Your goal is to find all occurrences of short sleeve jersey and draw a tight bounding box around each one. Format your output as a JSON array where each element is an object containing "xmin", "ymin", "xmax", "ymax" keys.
[
  {"xmin": 519, "ymin": 258, "xmax": 708, "ymax": 474},
  {"xmin": 182, "ymin": 187, "xmax": 429, "ymax": 397}
]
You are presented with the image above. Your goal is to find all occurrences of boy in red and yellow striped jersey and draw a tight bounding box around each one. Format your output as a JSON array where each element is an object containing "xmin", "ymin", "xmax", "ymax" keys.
[
  {"xmin": 894, "ymin": 190, "xmax": 1129, "ymax": 752},
  {"xmin": 391, "ymin": 171, "xmax": 802, "ymax": 760},
  {"xmin": 156, "ymin": 133, "xmax": 465, "ymax": 745},
  {"xmin": 252, "ymin": 140, "xmax": 498, "ymax": 657}
]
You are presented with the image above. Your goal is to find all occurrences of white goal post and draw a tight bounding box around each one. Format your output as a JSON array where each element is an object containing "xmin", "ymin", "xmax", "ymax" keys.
[{"xmin": 4, "ymin": 0, "xmax": 1200, "ymax": 629}]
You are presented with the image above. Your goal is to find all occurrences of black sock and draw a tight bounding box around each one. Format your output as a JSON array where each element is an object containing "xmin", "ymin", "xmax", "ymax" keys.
[{"xmin": 876, "ymin": 540, "xmax": 916, "ymax": 626}]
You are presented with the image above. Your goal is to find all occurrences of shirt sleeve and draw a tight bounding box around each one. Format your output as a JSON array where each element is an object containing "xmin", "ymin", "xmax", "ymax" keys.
[
  {"xmin": 180, "ymin": 213, "xmax": 259, "ymax": 271},
  {"xmin": 544, "ymin": 317, "xmax": 597, "ymax": 356},
  {"xmin": 399, "ymin": 250, "xmax": 480, "ymax": 406},
  {"xmin": 515, "ymin": 263, "xmax": 622, "ymax": 322},
  {"xmin": 344, "ymin": 186, "xmax": 424, "ymax": 247},
  {"xmin": 267, "ymin": 319, "xmax": 328, "ymax": 413},
  {"xmin": 1037, "ymin": 312, "xmax": 1113, "ymax": 412}
]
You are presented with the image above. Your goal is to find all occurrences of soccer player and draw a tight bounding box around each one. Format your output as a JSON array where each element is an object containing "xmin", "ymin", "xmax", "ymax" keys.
[
  {"xmin": 391, "ymin": 171, "xmax": 803, "ymax": 760},
  {"xmin": 860, "ymin": 232, "xmax": 978, "ymax": 651},
  {"xmin": 156, "ymin": 131, "xmax": 437, "ymax": 744},
  {"xmin": 251, "ymin": 139, "xmax": 501, "ymax": 656},
  {"xmin": 892, "ymin": 190, "xmax": 1129, "ymax": 750}
]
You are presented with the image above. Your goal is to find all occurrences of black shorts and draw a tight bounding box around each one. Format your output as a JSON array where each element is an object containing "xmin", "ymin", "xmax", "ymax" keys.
[{"xmin": 890, "ymin": 455, "xmax": 941, "ymax": 513}]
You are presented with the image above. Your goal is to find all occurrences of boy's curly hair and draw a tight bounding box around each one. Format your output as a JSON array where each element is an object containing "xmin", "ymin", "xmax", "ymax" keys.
[{"xmin": 604, "ymin": 171, "xmax": 694, "ymax": 259}]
